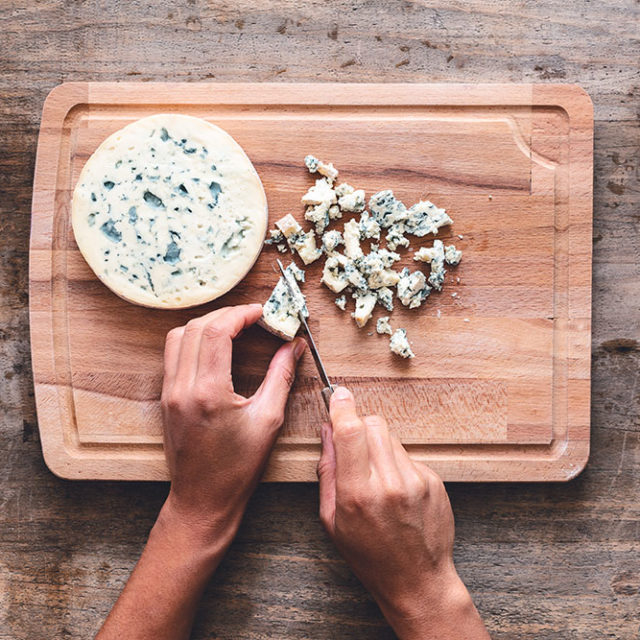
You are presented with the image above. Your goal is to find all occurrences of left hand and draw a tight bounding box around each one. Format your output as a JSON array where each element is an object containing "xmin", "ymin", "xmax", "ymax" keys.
[{"xmin": 160, "ymin": 303, "xmax": 306, "ymax": 542}]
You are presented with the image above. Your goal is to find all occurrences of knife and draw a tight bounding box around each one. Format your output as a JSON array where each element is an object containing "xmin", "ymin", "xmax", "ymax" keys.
[{"xmin": 276, "ymin": 259, "xmax": 334, "ymax": 411}]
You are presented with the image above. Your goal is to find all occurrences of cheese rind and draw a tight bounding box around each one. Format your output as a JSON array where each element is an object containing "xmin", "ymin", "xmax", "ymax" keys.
[{"xmin": 71, "ymin": 114, "xmax": 267, "ymax": 309}]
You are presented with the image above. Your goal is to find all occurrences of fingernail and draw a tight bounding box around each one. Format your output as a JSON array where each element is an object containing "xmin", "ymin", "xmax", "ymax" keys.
[
  {"xmin": 332, "ymin": 386, "xmax": 351, "ymax": 400},
  {"xmin": 250, "ymin": 303, "xmax": 263, "ymax": 312},
  {"xmin": 293, "ymin": 338, "xmax": 306, "ymax": 359}
]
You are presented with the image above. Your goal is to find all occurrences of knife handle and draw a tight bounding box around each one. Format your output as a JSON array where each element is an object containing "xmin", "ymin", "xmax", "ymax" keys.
[{"xmin": 321, "ymin": 386, "xmax": 333, "ymax": 412}]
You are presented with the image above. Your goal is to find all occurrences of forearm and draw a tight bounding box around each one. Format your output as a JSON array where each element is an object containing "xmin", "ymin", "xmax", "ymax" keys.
[
  {"xmin": 380, "ymin": 573, "xmax": 490, "ymax": 640},
  {"xmin": 96, "ymin": 502, "xmax": 238, "ymax": 640}
]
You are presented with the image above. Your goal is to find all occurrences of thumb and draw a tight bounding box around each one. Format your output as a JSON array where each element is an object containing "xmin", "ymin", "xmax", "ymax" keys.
[
  {"xmin": 251, "ymin": 337, "xmax": 306, "ymax": 429},
  {"xmin": 317, "ymin": 421, "xmax": 337, "ymax": 536}
]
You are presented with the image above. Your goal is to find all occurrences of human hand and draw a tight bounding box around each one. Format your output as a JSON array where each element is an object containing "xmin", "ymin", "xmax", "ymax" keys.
[
  {"xmin": 317, "ymin": 387, "xmax": 489, "ymax": 640},
  {"xmin": 160, "ymin": 303, "xmax": 306, "ymax": 544}
]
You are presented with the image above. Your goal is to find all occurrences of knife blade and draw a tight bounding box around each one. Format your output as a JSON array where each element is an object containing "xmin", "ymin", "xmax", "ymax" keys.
[{"xmin": 276, "ymin": 259, "xmax": 334, "ymax": 410}]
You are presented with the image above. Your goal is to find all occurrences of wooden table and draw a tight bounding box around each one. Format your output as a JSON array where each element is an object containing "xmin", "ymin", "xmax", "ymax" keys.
[{"xmin": 1, "ymin": 1, "xmax": 638, "ymax": 637}]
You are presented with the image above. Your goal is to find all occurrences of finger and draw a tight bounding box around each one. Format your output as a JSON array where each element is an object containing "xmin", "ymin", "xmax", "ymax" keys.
[
  {"xmin": 162, "ymin": 326, "xmax": 185, "ymax": 389},
  {"xmin": 250, "ymin": 338, "xmax": 306, "ymax": 428},
  {"xmin": 361, "ymin": 415, "xmax": 399, "ymax": 477},
  {"xmin": 317, "ymin": 421, "xmax": 337, "ymax": 535},
  {"xmin": 196, "ymin": 304, "xmax": 263, "ymax": 382},
  {"xmin": 329, "ymin": 387, "xmax": 370, "ymax": 489},
  {"xmin": 175, "ymin": 307, "xmax": 230, "ymax": 382},
  {"xmin": 389, "ymin": 435, "xmax": 429, "ymax": 487}
]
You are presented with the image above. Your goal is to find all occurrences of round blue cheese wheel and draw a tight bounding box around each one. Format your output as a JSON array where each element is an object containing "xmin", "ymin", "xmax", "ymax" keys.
[{"xmin": 71, "ymin": 114, "xmax": 267, "ymax": 308}]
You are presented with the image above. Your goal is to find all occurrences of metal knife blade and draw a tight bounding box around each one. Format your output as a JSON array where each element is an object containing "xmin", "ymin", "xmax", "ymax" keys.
[{"xmin": 276, "ymin": 259, "xmax": 334, "ymax": 409}]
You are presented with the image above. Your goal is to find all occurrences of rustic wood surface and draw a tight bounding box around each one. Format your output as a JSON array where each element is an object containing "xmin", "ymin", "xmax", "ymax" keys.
[
  {"xmin": 31, "ymin": 82, "xmax": 592, "ymax": 482},
  {"xmin": 1, "ymin": 0, "xmax": 639, "ymax": 637}
]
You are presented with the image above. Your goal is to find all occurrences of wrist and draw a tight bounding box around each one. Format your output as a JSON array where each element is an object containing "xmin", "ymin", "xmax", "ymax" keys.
[
  {"xmin": 153, "ymin": 495, "xmax": 242, "ymax": 571},
  {"xmin": 381, "ymin": 568, "xmax": 486, "ymax": 640}
]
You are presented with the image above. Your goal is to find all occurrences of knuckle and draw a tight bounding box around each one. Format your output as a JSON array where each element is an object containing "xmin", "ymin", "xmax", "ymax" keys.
[
  {"xmin": 340, "ymin": 488, "xmax": 368, "ymax": 513},
  {"xmin": 184, "ymin": 319, "xmax": 203, "ymax": 336},
  {"xmin": 362, "ymin": 414, "xmax": 387, "ymax": 429},
  {"xmin": 407, "ymin": 474, "xmax": 429, "ymax": 498},
  {"xmin": 202, "ymin": 322, "xmax": 224, "ymax": 342},
  {"xmin": 161, "ymin": 389, "xmax": 183, "ymax": 412},
  {"xmin": 332, "ymin": 418, "xmax": 363, "ymax": 441},
  {"xmin": 165, "ymin": 327, "xmax": 183, "ymax": 344},
  {"xmin": 264, "ymin": 406, "xmax": 285, "ymax": 429}
]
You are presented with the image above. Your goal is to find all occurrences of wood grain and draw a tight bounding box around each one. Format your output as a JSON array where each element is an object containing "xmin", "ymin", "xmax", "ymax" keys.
[
  {"xmin": 29, "ymin": 82, "xmax": 593, "ymax": 481},
  {"xmin": 1, "ymin": 0, "xmax": 639, "ymax": 638}
]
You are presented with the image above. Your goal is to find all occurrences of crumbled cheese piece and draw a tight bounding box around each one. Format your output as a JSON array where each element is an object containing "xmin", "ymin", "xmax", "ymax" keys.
[
  {"xmin": 335, "ymin": 295, "xmax": 347, "ymax": 311},
  {"xmin": 376, "ymin": 286, "xmax": 395, "ymax": 312},
  {"xmin": 275, "ymin": 214, "xmax": 322, "ymax": 265},
  {"xmin": 260, "ymin": 263, "xmax": 308, "ymax": 340},
  {"xmin": 343, "ymin": 219, "xmax": 364, "ymax": 259},
  {"xmin": 385, "ymin": 222, "xmax": 410, "ymax": 250},
  {"xmin": 389, "ymin": 328, "xmax": 415, "ymax": 359},
  {"xmin": 338, "ymin": 189, "xmax": 366, "ymax": 213},
  {"xmin": 344, "ymin": 260, "xmax": 367, "ymax": 289},
  {"xmin": 276, "ymin": 243, "xmax": 288, "ymax": 253},
  {"xmin": 444, "ymin": 244, "xmax": 462, "ymax": 266},
  {"xmin": 368, "ymin": 190, "xmax": 408, "ymax": 229},
  {"xmin": 304, "ymin": 155, "xmax": 339, "ymax": 182},
  {"xmin": 265, "ymin": 228, "xmax": 285, "ymax": 245},
  {"xmin": 356, "ymin": 250, "xmax": 401, "ymax": 289},
  {"xmin": 404, "ymin": 201, "xmax": 453, "ymax": 237},
  {"xmin": 359, "ymin": 211, "xmax": 381, "ymax": 240},
  {"xmin": 328, "ymin": 204, "xmax": 342, "ymax": 220},
  {"xmin": 351, "ymin": 289, "xmax": 377, "ymax": 328},
  {"xmin": 301, "ymin": 178, "xmax": 337, "ymax": 207},
  {"xmin": 414, "ymin": 239, "xmax": 446, "ymax": 291},
  {"xmin": 334, "ymin": 182, "xmax": 354, "ymax": 198},
  {"xmin": 322, "ymin": 229, "xmax": 344, "ymax": 254},
  {"xmin": 397, "ymin": 267, "xmax": 430, "ymax": 309},
  {"xmin": 305, "ymin": 202, "xmax": 331, "ymax": 234},
  {"xmin": 321, "ymin": 253, "xmax": 350, "ymax": 293},
  {"xmin": 376, "ymin": 316, "xmax": 393, "ymax": 335}
]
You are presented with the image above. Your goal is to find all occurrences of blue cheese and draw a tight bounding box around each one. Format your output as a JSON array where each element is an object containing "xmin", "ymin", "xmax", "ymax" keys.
[
  {"xmin": 343, "ymin": 219, "xmax": 363, "ymax": 259},
  {"xmin": 368, "ymin": 190, "xmax": 408, "ymax": 229},
  {"xmin": 322, "ymin": 229, "xmax": 344, "ymax": 254},
  {"xmin": 376, "ymin": 286, "xmax": 395, "ymax": 312},
  {"xmin": 444, "ymin": 244, "xmax": 463, "ymax": 265},
  {"xmin": 275, "ymin": 214, "xmax": 322, "ymax": 265},
  {"xmin": 259, "ymin": 263, "xmax": 308, "ymax": 340},
  {"xmin": 71, "ymin": 114, "xmax": 267, "ymax": 309},
  {"xmin": 301, "ymin": 178, "xmax": 337, "ymax": 207},
  {"xmin": 397, "ymin": 267, "xmax": 430, "ymax": 308},
  {"xmin": 338, "ymin": 189, "xmax": 366, "ymax": 213},
  {"xmin": 304, "ymin": 155, "xmax": 339, "ymax": 183},
  {"xmin": 351, "ymin": 289, "xmax": 377, "ymax": 328},
  {"xmin": 322, "ymin": 253, "xmax": 350, "ymax": 293},
  {"xmin": 359, "ymin": 211, "xmax": 381, "ymax": 240},
  {"xmin": 335, "ymin": 295, "xmax": 347, "ymax": 311},
  {"xmin": 385, "ymin": 222, "xmax": 410, "ymax": 251},
  {"xmin": 414, "ymin": 239, "xmax": 446, "ymax": 290},
  {"xmin": 404, "ymin": 201, "xmax": 453, "ymax": 237},
  {"xmin": 376, "ymin": 316, "xmax": 393, "ymax": 335},
  {"xmin": 305, "ymin": 202, "xmax": 331, "ymax": 234},
  {"xmin": 389, "ymin": 328, "xmax": 415, "ymax": 359},
  {"xmin": 356, "ymin": 249, "xmax": 401, "ymax": 289}
]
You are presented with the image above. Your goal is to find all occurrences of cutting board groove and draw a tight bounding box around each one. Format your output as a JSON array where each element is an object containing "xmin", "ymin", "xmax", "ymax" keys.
[{"xmin": 30, "ymin": 82, "xmax": 593, "ymax": 481}]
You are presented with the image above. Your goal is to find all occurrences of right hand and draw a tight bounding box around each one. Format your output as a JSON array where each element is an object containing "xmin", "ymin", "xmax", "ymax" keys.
[{"xmin": 317, "ymin": 386, "xmax": 490, "ymax": 640}]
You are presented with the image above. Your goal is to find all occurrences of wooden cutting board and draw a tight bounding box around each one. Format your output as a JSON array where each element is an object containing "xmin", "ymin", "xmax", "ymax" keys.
[{"xmin": 30, "ymin": 82, "xmax": 593, "ymax": 482}]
